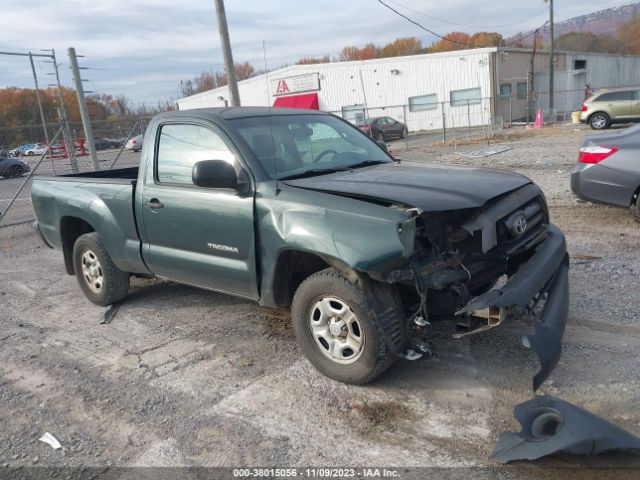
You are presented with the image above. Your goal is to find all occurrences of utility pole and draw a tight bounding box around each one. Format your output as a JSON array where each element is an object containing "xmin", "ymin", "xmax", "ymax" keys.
[
  {"xmin": 28, "ymin": 53, "xmax": 52, "ymax": 165},
  {"xmin": 214, "ymin": 0, "xmax": 241, "ymax": 106},
  {"xmin": 548, "ymin": 0, "xmax": 555, "ymax": 110},
  {"xmin": 68, "ymin": 47, "xmax": 99, "ymax": 171},
  {"xmin": 46, "ymin": 49, "xmax": 78, "ymax": 172}
]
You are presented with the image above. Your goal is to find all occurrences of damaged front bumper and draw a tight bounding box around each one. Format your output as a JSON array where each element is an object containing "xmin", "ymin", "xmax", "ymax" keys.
[{"xmin": 457, "ymin": 224, "xmax": 569, "ymax": 391}]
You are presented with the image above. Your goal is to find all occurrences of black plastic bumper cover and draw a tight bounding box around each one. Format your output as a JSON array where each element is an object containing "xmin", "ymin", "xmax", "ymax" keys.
[
  {"xmin": 491, "ymin": 395, "xmax": 640, "ymax": 463},
  {"xmin": 457, "ymin": 225, "xmax": 569, "ymax": 391}
]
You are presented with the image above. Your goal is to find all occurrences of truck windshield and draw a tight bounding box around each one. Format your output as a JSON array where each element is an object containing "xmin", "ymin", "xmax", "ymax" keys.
[{"xmin": 229, "ymin": 114, "xmax": 392, "ymax": 180}]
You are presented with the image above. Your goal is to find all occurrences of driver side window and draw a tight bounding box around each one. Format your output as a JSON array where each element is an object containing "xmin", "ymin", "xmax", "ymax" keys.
[{"xmin": 156, "ymin": 124, "xmax": 235, "ymax": 185}]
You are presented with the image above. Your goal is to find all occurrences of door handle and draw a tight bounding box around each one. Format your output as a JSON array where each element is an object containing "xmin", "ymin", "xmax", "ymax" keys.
[{"xmin": 145, "ymin": 198, "xmax": 164, "ymax": 209}]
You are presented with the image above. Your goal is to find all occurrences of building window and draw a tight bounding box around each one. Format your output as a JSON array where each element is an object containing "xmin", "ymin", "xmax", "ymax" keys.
[
  {"xmin": 342, "ymin": 104, "xmax": 366, "ymax": 126},
  {"xmin": 450, "ymin": 87, "xmax": 481, "ymax": 107},
  {"xmin": 516, "ymin": 82, "xmax": 528, "ymax": 100},
  {"xmin": 574, "ymin": 59, "xmax": 587, "ymax": 70},
  {"xmin": 499, "ymin": 84, "xmax": 512, "ymax": 99},
  {"xmin": 408, "ymin": 94, "xmax": 438, "ymax": 111}
]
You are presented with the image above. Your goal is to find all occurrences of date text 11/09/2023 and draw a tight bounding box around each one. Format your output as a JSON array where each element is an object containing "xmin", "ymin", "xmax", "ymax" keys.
[{"xmin": 232, "ymin": 468, "xmax": 400, "ymax": 478}]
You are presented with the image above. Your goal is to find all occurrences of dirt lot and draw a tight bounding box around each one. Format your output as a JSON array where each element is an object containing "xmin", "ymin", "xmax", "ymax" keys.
[{"xmin": 1, "ymin": 125, "xmax": 639, "ymax": 478}]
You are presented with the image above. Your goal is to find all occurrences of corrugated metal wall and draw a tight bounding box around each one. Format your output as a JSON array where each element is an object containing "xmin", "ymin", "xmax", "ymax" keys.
[
  {"xmin": 177, "ymin": 48, "xmax": 496, "ymax": 132},
  {"xmin": 536, "ymin": 53, "xmax": 640, "ymax": 116}
]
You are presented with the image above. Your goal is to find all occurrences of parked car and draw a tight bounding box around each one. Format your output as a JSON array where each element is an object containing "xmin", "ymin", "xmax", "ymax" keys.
[
  {"xmin": 580, "ymin": 87, "xmax": 640, "ymax": 130},
  {"xmin": 571, "ymin": 124, "xmax": 640, "ymax": 218},
  {"xmin": 94, "ymin": 138, "xmax": 122, "ymax": 150},
  {"xmin": 125, "ymin": 134, "xmax": 143, "ymax": 152},
  {"xmin": 22, "ymin": 143, "xmax": 48, "ymax": 156},
  {"xmin": 32, "ymin": 107, "xmax": 568, "ymax": 388},
  {"xmin": 358, "ymin": 116, "xmax": 407, "ymax": 141},
  {"xmin": 0, "ymin": 156, "xmax": 30, "ymax": 178}
]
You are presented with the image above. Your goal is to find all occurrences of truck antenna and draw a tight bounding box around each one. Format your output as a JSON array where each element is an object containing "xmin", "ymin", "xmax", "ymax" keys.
[{"xmin": 263, "ymin": 40, "xmax": 279, "ymax": 194}]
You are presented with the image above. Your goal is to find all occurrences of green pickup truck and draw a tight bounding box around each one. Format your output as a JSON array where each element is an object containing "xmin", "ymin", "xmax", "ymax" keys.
[{"xmin": 32, "ymin": 107, "xmax": 569, "ymax": 388}]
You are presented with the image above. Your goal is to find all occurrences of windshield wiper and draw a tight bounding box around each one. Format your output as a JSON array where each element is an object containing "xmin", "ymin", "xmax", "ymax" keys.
[
  {"xmin": 279, "ymin": 168, "xmax": 343, "ymax": 180},
  {"xmin": 279, "ymin": 161, "xmax": 387, "ymax": 181},
  {"xmin": 345, "ymin": 160, "xmax": 387, "ymax": 169}
]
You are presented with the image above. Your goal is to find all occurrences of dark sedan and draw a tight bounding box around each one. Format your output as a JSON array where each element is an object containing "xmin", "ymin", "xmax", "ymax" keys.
[
  {"xmin": 0, "ymin": 156, "xmax": 30, "ymax": 178},
  {"xmin": 358, "ymin": 116, "xmax": 407, "ymax": 141},
  {"xmin": 571, "ymin": 124, "xmax": 640, "ymax": 218},
  {"xmin": 93, "ymin": 138, "xmax": 122, "ymax": 150}
]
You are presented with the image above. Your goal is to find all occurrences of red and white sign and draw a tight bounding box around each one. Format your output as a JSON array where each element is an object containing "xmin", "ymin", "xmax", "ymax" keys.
[{"xmin": 271, "ymin": 72, "xmax": 320, "ymax": 97}]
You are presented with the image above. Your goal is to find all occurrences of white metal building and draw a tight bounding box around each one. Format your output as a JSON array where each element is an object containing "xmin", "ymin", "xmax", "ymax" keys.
[{"xmin": 178, "ymin": 47, "xmax": 640, "ymax": 132}]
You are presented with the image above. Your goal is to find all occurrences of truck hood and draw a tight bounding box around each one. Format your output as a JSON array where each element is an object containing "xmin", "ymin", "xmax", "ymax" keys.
[{"xmin": 283, "ymin": 161, "xmax": 531, "ymax": 211}]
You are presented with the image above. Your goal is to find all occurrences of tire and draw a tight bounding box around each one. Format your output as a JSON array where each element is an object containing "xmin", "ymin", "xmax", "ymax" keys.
[
  {"xmin": 589, "ymin": 112, "xmax": 610, "ymax": 130},
  {"xmin": 291, "ymin": 268, "xmax": 397, "ymax": 384},
  {"xmin": 8, "ymin": 166, "xmax": 24, "ymax": 178},
  {"xmin": 25, "ymin": 151, "xmax": 34, "ymax": 156},
  {"xmin": 72, "ymin": 232, "xmax": 130, "ymax": 306},
  {"xmin": 635, "ymin": 193, "xmax": 640, "ymax": 221},
  {"xmin": 376, "ymin": 132, "xmax": 385, "ymax": 142},
  {"xmin": 400, "ymin": 127, "xmax": 408, "ymax": 139}
]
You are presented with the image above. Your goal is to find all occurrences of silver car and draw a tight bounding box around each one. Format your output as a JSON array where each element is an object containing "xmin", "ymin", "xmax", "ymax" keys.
[{"xmin": 571, "ymin": 124, "xmax": 640, "ymax": 218}]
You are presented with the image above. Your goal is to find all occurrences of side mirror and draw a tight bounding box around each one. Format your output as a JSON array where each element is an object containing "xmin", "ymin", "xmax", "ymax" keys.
[
  {"xmin": 192, "ymin": 160, "xmax": 237, "ymax": 189},
  {"xmin": 376, "ymin": 140, "xmax": 388, "ymax": 152}
]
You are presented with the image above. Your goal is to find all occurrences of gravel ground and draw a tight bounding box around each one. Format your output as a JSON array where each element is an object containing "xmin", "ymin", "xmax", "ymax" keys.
[{"xmin": 1, "ymin": 125, "xmax": 639, "ymax": 478}]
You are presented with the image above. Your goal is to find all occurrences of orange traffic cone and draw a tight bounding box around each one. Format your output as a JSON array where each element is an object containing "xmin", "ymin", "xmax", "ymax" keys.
[{"xmin": 533, "ymin": 108, "xmax": 544, "ymax": 129}]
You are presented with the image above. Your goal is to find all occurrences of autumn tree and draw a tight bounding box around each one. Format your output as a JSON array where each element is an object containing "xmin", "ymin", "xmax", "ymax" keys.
[
  {"xmin": 340, "ymin": 43, "xmax": 379, "ymax": 61},
  {"xmin": 379, "ymin": 37, "xmax": 424, "ymax": 57},
  {"xmin": 428, "ymin": 32, "xmax": 471, "ymax": 53},
  {"xmin": 618, "ymin": 16, "xmax": 640, "ymax": 55},
  {"xmin": 469, "ymin": 32, "xmax": 504, "ymax": 48},
  {"xmin": 179, "ymin": 62, "xmax": 257, "ymax": 97},
  {"xmin": 296, "ymin": 55, "xmax": 331, "ymax": 65}
]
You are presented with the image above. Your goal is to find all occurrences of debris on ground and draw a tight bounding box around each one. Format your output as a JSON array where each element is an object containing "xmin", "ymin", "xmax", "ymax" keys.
[
  {"xmin": 491, "ymin": 395, "xmax": 640, "ymax": 463},
  {"xmin": 100, "ymin": 304, "xmax": 120, "ymax": 324},
  {"xmin": 38, "ymin": 432, "xmax": 62, "ymax": 450}
]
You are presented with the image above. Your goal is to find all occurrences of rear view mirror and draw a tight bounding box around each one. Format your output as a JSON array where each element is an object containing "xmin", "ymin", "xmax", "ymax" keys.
[{"xmin": 192, "ymin": 160, "xmax": 237, "ymax": 189}]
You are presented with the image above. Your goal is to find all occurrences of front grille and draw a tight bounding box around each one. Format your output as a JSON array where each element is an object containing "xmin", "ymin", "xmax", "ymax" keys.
[{"xmin": 496, "ymin": 196, "xmax": 547, "ymax": 248}]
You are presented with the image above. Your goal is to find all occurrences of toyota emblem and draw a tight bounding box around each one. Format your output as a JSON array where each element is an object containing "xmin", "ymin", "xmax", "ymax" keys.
[{"xmin": 512, "ymin": 214, "xmax": 528, "ymax": 236}]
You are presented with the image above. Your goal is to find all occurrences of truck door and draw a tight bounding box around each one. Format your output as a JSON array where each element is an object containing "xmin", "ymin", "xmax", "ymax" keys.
[{"xmin": 139, "ymin": 122, "xmax": 258, "ymax": 300}]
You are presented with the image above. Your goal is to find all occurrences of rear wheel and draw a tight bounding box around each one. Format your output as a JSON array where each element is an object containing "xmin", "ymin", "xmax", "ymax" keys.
[
  {"xmin": 72, "ymin": 232, "xmax": 130, "ymax": 306},
  {"xmin": 8, "ymin": 166, "xmax": 24, "ymax": 178},
  {"xmin": 589, "ymin": 112, "xmax": 610, "ymax": 130},
  {"xmin": 291, "ymin": 268, "xmax": 397, "ymax": 384}
]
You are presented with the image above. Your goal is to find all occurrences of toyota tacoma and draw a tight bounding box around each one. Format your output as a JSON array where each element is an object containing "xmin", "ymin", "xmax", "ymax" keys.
[{"xmin": 32, "ymin": 107, "xmax": 569, "ymax": 388}]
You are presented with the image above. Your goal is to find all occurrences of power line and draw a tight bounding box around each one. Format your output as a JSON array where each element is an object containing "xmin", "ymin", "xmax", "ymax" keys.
[
  {"xmin": 384, "ymin": 0, "xmax": 549, "ymax": 29},
  {"xmin": 376, "ymin": 0, "xmax": 474, "ymax": 47}
]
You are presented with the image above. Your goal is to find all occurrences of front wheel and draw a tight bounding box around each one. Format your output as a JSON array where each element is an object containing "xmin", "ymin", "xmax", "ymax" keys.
[
  {"xmin": 376, "ymin": 132, "xmax": 385, "ymax": 142},
  {"xmin": 291, "ymin": 268, "xmax": 396, "ymax": 384},
  {"xmin": 72, "ymin": 232, "xmax": 130, "ymax": 306}
]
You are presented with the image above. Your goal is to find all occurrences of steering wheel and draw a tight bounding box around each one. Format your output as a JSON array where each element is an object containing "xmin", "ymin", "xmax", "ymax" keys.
[{"xmin": 313, "ymin": 149, "xmax": 338, "ymax": 163}]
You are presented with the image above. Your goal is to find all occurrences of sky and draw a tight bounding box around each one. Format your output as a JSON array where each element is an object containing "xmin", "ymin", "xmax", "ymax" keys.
[{"xmin": 0, "ymin": 0, "xmax": 633, "ymax": 105}]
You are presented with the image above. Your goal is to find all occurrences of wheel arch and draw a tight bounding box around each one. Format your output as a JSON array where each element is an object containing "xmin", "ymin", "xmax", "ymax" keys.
[
  {"xmin": 60, "ymin": 216, "xmax": 95, "ymax": 274},
  {"xmin": 270, "ymin": 249, "xmax": 331, "ymax": 307}
]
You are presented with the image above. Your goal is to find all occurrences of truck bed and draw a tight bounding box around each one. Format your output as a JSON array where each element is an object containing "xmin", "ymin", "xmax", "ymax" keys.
[
  {"xmin": 39, "ymin": 166, "xmax": 139, "ymax": 183},
  {"xmin": 31, "ymin": 166, "xmax": 148, "ymax": 276}
]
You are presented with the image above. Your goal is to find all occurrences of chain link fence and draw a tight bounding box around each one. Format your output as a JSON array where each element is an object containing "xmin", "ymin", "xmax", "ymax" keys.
[
  {"xmin": 0, "ymin": 116, "xmax": 152, "ymax": 227},
  {"xmin": 0, "ymin": 84, "xmax": 626, "ymax": 228}
]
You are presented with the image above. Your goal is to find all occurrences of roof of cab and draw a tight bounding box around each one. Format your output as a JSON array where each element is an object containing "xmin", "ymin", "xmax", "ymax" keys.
[{"xmin": 155, "ymin": 107, "xmax": 329, "ymax": 122}]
